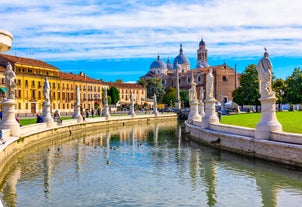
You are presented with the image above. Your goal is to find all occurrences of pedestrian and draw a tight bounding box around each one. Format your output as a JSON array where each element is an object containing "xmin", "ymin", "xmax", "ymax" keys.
[{"xmin": 36, "ymin": 114, "xmax": 44, "ymax": 123}]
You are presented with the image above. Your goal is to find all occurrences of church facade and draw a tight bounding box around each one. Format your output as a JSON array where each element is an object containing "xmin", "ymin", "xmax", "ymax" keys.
[{"xmin": 142, "ymin": 38, "xmax": 240, "ymax": 104}]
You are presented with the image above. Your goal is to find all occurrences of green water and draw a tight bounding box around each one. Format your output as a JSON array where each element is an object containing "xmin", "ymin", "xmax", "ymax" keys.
[{"xmin": 0, "ymin": 121, "xmax": 301, "ymax": 207}]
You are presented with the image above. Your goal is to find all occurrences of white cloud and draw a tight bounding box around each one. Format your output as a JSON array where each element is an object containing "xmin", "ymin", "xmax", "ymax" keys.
[{"xmin": 1, "ymin": 0, "xmax": 302, "ymax": 61}]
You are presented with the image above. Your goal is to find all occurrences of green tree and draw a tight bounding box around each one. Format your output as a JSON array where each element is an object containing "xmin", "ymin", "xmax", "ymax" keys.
[
  {"xmin": 273, "ymin": 78, "xmax": 286, "ymax": 110},
  {"xmin": 108, "ymin": 86, "xmax": 120, "ymax": 104},
  {"xmin": 162, "ymin": 87, "xmax": 176, "ymax": 106},
  {"xmin": 232, "ymin": 64, "xmax": 260, "ymax": 110},
  {"xmin": 145, "ymin": 78, "xmax": 165, "ymax": 103},
  {"xmin": 180, "ymin": 90, "xmax": 189, "ymax": 107},
  {"xmin": 285, "ymin": 67, "xmax": 302, "ymax": 104}
]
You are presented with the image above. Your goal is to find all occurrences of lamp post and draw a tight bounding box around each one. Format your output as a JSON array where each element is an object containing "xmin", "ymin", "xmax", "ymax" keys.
[{"xmin": 279, "ymin": 89, "xmax": 284, "ymax": 111}]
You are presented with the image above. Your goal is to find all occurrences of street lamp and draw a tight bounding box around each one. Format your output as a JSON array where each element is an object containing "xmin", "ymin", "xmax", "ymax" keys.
[{"xmin": 279, "ymin": 89, "xmax": 284, "ymax": 111}]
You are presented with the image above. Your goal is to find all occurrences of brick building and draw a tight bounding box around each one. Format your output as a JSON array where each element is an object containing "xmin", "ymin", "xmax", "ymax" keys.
[{"xmin": 142, "ymin": 38, "xmax": 240, "ymax": 104}]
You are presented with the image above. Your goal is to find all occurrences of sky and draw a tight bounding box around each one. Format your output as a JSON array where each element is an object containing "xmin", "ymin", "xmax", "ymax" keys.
[{"xmin": 1, "ymin": 0, "xmax": 302, "ymax": 82}]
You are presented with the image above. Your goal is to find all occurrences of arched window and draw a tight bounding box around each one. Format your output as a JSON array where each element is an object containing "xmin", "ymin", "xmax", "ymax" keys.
[
  {"xmin": 222, "ymin": 76, "xmax": 227, "ymax": 81},
  {"xmin": 197, "ymin": 76, "xmax": 201, "ymax": 82}
]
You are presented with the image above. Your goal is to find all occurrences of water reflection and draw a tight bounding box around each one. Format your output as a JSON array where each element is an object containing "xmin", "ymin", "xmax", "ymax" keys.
[{"xmin": 0, "ymin": 121, "xmax": 301, "ymax": 207}]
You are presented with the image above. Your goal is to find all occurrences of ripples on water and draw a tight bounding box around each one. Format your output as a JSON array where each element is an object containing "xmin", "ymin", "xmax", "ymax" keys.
[{"xmin": 0, "ymin": 122, "xmax": 302, "ymax": 207}]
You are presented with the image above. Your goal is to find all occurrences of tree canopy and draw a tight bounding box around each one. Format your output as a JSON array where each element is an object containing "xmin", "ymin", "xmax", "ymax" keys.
[
  {"xmin": 232, "ymin": 64, "xmax": 260, "ymax": 107},
  {"xmin": 285, "ymin": 67, "xmax": 302, "ymax": 104},
  {"xmin": 108, "ymin": 86, "xmax": 120, "ymax": 104}
]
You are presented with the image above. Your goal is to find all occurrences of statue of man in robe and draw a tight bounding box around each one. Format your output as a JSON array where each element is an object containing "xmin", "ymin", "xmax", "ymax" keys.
[
  {"xmin": 43, "ymin": 77, "xmax": 50, "ymax": 102},
  {"xmin": 257, "ymin": 48, "xmax": 273, "ymax": 97},
  {"xmin": 4, "ymin": 62, "xmax": 16, "ymax": 99},
  {"xmin": 199, "ymin": 87, "xmax": 205, "ymax": 102},
  {"xmin": 206, "ymin": 69, "xmax": 214, "ymax": 99}
]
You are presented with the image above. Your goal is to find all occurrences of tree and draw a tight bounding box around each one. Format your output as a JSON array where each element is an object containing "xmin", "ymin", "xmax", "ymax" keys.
[
  {"xmin": 108, "ymin": 86, "xmax": 120, "ymax": 104},
  {"xmin": 180, "ymin": 90, "xmax": 189, "ymax": 107},
  {"xmin": 232, "ymin": 64, "xmax": 260, "ymax": 110},
  {"xmin": 145, "ymin": 78, "xmax": 165, "ymax": 103},
  {"xmin": 273, "ymin": 78, "xmax": 286, "ymax": 110},
  {"xmin": 162, "ymin": 87, "xmax": 176, "ymax": 106},
  {"xmin": 285, "ymin": 68, "xmax": 302, "ymax": 104}
]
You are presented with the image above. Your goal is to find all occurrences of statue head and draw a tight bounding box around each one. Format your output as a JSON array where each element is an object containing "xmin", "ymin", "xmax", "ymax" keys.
[{"xmin": 6, "ymin": 62, "xmax": 12, "ymax": 70}]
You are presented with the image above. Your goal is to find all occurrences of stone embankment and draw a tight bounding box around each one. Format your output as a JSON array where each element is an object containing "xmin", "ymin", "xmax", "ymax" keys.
[{"xmin": 185, "ymin": 121, "xmax": 302, "ymax": 168}]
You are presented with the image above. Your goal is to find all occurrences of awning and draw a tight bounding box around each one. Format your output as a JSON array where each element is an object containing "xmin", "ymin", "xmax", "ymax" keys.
[{"xmin": 0, "ymin": 87, "xmax": 6, "ymax": 93}]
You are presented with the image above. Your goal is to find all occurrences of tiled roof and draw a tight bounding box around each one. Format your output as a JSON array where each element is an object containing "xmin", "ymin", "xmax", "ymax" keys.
[
  {"xmin": 108, "ymin": 82, "xmax": 145, "ymax": 89},
  {"xmin": 0, "ymin": 54, "xmax": 59, "ymax": 70},
  {"xmin": 59, "ymin": 71, "xmax": 103, "ymax": 84},
  {"xmin": 0, "ymin": 65, "xmax": 5, "ymax": 72}
]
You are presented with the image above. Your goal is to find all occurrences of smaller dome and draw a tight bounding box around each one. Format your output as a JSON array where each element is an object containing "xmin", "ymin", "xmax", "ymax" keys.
[
  {"xmin": 150, "ymin": 55, "xmax": 167, "ymax": 70},
  {"xmin": 175, "ymin": 62, "xmax": 181, "ymax": 70},
  {"xmin": 166, "ymin": 58, "xmax": 173, "ymax": 70},
  {"xmin": 196, "ymin": 61, "xmax": 210, "ymax": 68},
  {"xmin": 199, "ymin": 37, "xmax": 205, "ymax": 46}
]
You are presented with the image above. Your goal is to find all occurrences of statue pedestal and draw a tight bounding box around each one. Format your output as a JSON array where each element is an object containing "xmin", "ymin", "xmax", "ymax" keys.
[
  {"xmin": 72, "ymin": 104, "xmax": 83, "ymax": 123},
  {"xmin": 255, "ymin": 96, "xmax": 282, "ymax": 139},
  {"xmin": 198, "ymin": 101, "xmax": 205, "ymax": 117},
  {"xmin": 188, "ymin": 100, "xmax": 201, "ymax": 124},
  {"xmin": 102, "ymin": 104, "xmax": 111, "ymax": 120},
  {"xmin": 0, "ymin": 99, "xmax": 20, "ymax": 136},
  {"xmin": 202, "ymin": 98, "xmax": 219, "ymax": 128},
  {"xmin": 128, "ymin": 104, "xmax": 136, "ymax": 117},
  {"xmin": 42, "ymin": 101, "xmax": 54, "ymax": 127}
]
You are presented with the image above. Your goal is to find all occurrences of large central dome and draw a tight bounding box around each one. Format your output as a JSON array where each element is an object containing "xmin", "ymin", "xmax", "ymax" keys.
[{"xmin": 173, "ymin": 44, "xmax": 190, "ymax": 69}]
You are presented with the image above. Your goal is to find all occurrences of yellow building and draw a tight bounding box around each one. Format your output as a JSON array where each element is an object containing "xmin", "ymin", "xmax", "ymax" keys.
[
  {"xmin": 0, "ymin": 54, "xmax": 105, "ymax": 116},
  {"xmin": 107, "ymin": 82, "xmax": 147, "ymax": 108},
  {"xmin": 0, "ymin": 54, "xmax": 147, "ymax": 117}
]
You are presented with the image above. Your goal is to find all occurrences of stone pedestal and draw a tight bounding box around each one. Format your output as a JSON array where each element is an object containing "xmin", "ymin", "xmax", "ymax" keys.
[
  {"xmin": 202, "ymin": 98, "xmax": 219, "ymax": 128},
  {"xmin": 42, "ymin": 101, "xmax": 54, "ymax": 127},
  {"xmin": 102, "ymin": 104, "xmax": 111, "ymax": 120},
  {"xmin": 188, "ymin": 100, "xmax": 201, "ymax": 124},
  {"xmin": 255, "ymin": 96, "xmax": 282, "ymax": 139},
  {"xmin": 72, "ymin": 104, "xmax": 83, "ymax": 123},
  {"xmin": 198, "ymin": 101, "xmax": 205, "ymax": 117},
  {"xmin": 0, "ymin": 99, "xmax": 20, "ymax": 136},
  {"xmin": 128, "ymin": 104, "xmax": 136, "ymax": 117}
]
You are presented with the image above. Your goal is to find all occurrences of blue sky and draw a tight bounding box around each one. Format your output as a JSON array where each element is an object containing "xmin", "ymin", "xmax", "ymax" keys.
[{"xmin": 1, "ymin": 0, "xmax": 302, "ymax": 82}]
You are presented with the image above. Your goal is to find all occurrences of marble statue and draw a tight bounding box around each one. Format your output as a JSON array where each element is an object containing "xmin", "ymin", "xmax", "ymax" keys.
[
  {"xmin": 43, "ymin": 77, "xmax": 50, "ymax": 102},
  {"xmin": 4, "ymin": 62, "xmax": 16, "ymax": 99},
  {"xmin": 257, "ymin": 48, "xmax": 273, "ymax": 97},
  {"xmin": 103, "ymin": 89, "xmax": 108, "ymax": 105},
  {"xmin": 206, "ymin": 69, "xmax": 214, "ymax": 99},
  {"xmin": 189, "ymin": 76, "xmax": 197, "ymax": 102},
  {"xmin": 199, "ymin": 87, "xmax": 205, "ymax": 102},
  {"xmin": 153, "ymin": 93, "xmax": 157, "ymax": 105}
]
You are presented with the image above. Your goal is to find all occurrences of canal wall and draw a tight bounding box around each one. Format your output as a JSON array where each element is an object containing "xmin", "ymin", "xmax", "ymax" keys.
[
  {"xmin": 185, "ymin": 121, "xmax": 302, "ymax": 168},
  {"xmin": 0, "ymin": 114, "xmax": 177, "ymax": 183}
]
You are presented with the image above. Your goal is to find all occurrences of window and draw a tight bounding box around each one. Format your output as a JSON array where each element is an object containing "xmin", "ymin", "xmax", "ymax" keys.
[
  {"xmin": 31, "ymin": 90, "xmax": 35, "ymax": 98},
  {"xmin": 198, "ymin": 76, "xmax": 201, "ymax": 82},
  {"xmin": 26, "ymin": 103, "xmax": 28, "ymax": 110},
  {"xmin": 222, "ymin": 76, "xmax": 227, "ymax": 81},
  {"xmin": 25, "ymin": 80, "xmax": 28, "ymax": 86}
]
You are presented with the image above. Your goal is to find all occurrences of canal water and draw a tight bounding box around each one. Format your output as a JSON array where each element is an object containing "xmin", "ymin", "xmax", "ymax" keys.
[{"xmin": 0, "ymin": 121, "xmax": 302, "ymax": 207}]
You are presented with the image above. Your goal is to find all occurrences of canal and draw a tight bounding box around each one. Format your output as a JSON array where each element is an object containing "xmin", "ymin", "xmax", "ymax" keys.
[{"xmin": 0, "ymin": 121, "xmax": 301, "ymax": 207}]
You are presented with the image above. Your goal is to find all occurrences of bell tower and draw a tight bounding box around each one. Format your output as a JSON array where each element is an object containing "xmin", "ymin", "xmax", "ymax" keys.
[{"xmin": 197, "ymin": 37, "xmax": 208, "ymax": 63}]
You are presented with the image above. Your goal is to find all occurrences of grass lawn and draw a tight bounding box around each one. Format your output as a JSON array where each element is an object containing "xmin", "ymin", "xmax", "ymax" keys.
[
  {"xmin": 221, "ymin": 111, "xmax": 302, "ymax": 133},
  {"xmin": 19, "ymin": 116, "xmax": 72, "ymax": 126}
]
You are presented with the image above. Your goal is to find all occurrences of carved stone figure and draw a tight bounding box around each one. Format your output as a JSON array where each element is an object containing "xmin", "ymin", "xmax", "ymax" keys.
[
  {"xmin": 189, "ymin": 76, "xmax": 197, "ymax": 102},
  {"xmin": 206, "ymin": 69, "xmax": 214, "ymax": 99},
  {"xmin": 4, "ymin": 62, "xmax": 16, "ymax": 99},
  {"xmin": 257, "ymin": 48, "xmax": 273, "ymax": 97},
  {"xmin": 199, "ymin": 87, "xmax": 205, "ymax": 102},
  {"xmin": 43, "ymin": 77, "xmax": 50, "ymax": 102}
]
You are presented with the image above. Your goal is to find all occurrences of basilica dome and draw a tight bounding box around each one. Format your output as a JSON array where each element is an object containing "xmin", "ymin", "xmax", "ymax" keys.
[
  {"xmin": 166, "ymin": 58, "xmax": 173, "ymax": 70},
  {"xmin": 196, "ymin": 60, "xmax": 210, "ymax": 68},
  {"xmin": 173, "ymin": 44, "xmax": 190, "ymax": 69},
  {"xmin": 150, "ymin": 55, "xmax": 167, "ymax": 70}
]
